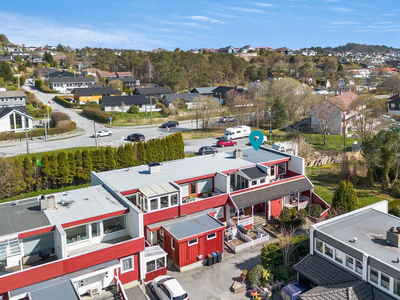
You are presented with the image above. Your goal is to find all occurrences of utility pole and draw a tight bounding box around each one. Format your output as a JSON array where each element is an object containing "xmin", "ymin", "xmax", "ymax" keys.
[
  {"xmin": 93, "ymin": 121, "xmax": 98, "ymax": 149},
  {"xmin": 150, "ymin": 96, "xmax": 153, "ymax": 125},
  {"xmin": 44, "ymin": 114, "xmax": 47, "ymax": 141},
  {"xmin": 269, "ymin": 109, "xmax": 272, "ymax": 143},
  {"xmin": 47, "ymin": 105, "xmax": 50, "ymax": 129},
  {"xmin": 25, "ymin": 129, "xmax": 29, "ymax": 154}
]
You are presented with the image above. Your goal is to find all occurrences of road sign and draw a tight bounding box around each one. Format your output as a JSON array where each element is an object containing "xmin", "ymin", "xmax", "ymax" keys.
[{"xmin": 109, "ymin": 117, "xmax": 113, "ymax": 125}]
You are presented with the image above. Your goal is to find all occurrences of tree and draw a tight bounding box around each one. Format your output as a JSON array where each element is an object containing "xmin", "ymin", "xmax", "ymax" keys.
[
  {"xmin": 120, "ymin": 101, "xmax": 126, "ymax": 114},
  {"xmin": 128, "ymin": 105, "xmax": 139, "ymax": 114},
  {"xmin": 49, "ymin": 152, "xmax": 59, "ymax": 188},
  {"xmin": 104, "ymin": 146, "xmax": 117, "ymax": 170},
  {"xmin": 311, "ymin": 98, "xmax": 342, "ymax": 145},
  {"xmin": 193, "ymin": 96, "xmax": 219, "ymax": 130},
  {"xmin": 0, "ymin": 159, "xmax": 15, "ymax": 199},
  {"xmin": 11, "ymin": 158, "xmax": 26, "ymax": 196},
  {"xmin": 57, "ymin": 150, "xmax": 71, "ymax": 187},
  {"xmin": 44, "ymin": 51, "xmax": 54, "ymax": 66},
  {"xmin": 382, "ymin": 74, "xmax": 400, "ymax": 95},
  {"xmin": 65, "ymin": 52, "xmax": 78, "ymax": 70},
  {"xmin": 81, "ymin": 149, "xmax": 93, "ymax": 182},
  {"xmin": 67, "ymin": 151, "xmax": 76, "ymax": 184},
  {"xmin": 271, "ymin": 97, "xmax": 287, "ymax": 129},
  {"xmin": 332, "ymin": 180, "xmax": 359, "ymax": 212},
  {"xmin": 40, "ymin": 153, "xmax": 51, "ymax": 189},
  {"xmin": 109, "ymin": 79, "xmax": 123, "ymax": 92},
  {"xmin": 23, "ymin": 155, "xmax": 34, "ymax": 192},
  {"xmin": 0, "ymin": 34, "xmax": 9, "ymax": 43},
  {"xmin": 0, "ymin": 61, "xmax": 13, "ymax": 82}
]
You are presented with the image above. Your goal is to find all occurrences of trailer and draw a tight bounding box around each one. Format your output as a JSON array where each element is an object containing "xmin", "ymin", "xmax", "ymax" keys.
[{"xmin": 222, "ymin": 126, "xmax": 251, "ymax": 140}]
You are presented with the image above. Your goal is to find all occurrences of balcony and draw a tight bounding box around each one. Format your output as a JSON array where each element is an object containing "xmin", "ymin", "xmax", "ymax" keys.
[{"xmin": 68, "ymin": 235, "xmax": 132, "ymax": 257}]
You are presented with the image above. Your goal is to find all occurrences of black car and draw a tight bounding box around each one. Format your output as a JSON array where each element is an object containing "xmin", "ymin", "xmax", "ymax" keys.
[
  {"xmin": 198, "ymin": 146, "xmax": 218, "ymax": 155},
  {"xmin": 127, "ymin": 133, "xmax": 145, "ymax": 142},
  {"xmin": 160, "ymin": 121, "xmax": 179, "ymax": 128}
]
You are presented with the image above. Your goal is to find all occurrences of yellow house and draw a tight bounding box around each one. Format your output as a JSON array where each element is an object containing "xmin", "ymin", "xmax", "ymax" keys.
[{"xmin": 73, "ymin": 87, "xmax": 121, "ymax": 104}]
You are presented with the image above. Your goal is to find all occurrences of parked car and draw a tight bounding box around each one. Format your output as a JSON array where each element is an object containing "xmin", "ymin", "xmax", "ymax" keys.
[
  {"xmin": 280, "ymin": 282, "xmax": 310, "ymax": 300},
  {"xmin": 127, "ymin": 133, "xmax": 145, "ymax": 142},
  {"xmin": 216, "ymin": 139, "xmax": 237, "ymax": 148},
  {"xmin": 151, "ymin": 275, "xmax": 189, "ymax": 300},
  {"xmin": 160, "ymin": 121, "xmax": 179, "ymax": 128},
  {"xmin": 198, "ymin": 146, "xmax": 218, "ymax": 155},
  {"xmin": 93, "ymin": 130, "xmax": 113, "ymax": 137},
  {"xmin": 220, "ymin": 116, "xmax": 235, "ymax": 123}
]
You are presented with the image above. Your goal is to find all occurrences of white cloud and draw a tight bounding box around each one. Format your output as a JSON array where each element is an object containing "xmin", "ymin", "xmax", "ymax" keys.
[
  {"xmin": 186, "ymin": 16, "xmax": 225, "ymax": 24},
  {"xmin": 330, "ymin": 21, "xmax": 361, "ymax": 25},
  {"xmin": 229, "ymin": 7, "xmax": 265, "ymax": 13},
  {"xmin": 248, "ymin": 2, "xmax": 273, "ymax": 7},
  {"xmin": 324, "ymin": 0, "xmax": 340, "ymax": 2},
  {"xmin": 330, "ymin": 7, "xmax": 355, "ymax": 13},
  {"xmin": 162, "ymin": 20, "xmax": 210, "ymax": 29}
]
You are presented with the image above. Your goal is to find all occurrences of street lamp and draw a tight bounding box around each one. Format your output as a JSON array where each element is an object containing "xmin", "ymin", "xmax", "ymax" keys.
[
  {"xmin": 44, "ymin": 114, "xmax": 47, "ymax": 141},
  {"xmin": 269, "ymin": 108, "xmax": 272, "ymax": 143}
]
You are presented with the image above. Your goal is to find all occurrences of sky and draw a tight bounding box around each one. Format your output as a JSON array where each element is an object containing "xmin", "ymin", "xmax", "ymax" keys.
[{"xmin": 0, "ymin": 0, "xmax": 399, "ymax": 51}]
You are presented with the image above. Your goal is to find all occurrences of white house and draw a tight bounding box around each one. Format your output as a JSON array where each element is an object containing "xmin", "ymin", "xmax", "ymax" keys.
[{"xmin": 0, "ymin": 91, "xmax": 33, "ymax": 133}]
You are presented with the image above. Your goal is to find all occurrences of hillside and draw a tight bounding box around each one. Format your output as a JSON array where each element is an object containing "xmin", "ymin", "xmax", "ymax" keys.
[{"xmin": 324, "ymin": 43, "xmax": 400, "ymax": 53}]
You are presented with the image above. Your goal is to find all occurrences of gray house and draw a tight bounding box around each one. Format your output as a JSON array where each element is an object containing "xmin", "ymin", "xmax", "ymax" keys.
[
  {"xmin": 102, "ymin": 95, "xmax": 160, "ymax": 113},
  {"xmin": 0, "ymin": 91, "xmax": 33, "ymax": 133}
]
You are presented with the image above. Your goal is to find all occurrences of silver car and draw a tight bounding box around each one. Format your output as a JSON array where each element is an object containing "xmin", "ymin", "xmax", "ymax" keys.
[
  {"xmin": 93, "ymin": 130, "xmax": 113, "ymax": 137},
  {"xmin": 151, "ymin": 275, "xmax": 189, "ymax": 300}
]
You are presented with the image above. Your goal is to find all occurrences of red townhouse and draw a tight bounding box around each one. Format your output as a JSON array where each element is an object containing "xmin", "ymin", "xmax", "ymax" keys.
[{"xmin": 91, "ymin": 146, "xmax": 329, "ymax": 271}]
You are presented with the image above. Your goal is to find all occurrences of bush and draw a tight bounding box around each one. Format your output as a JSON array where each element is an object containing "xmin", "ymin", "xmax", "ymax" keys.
[
  {"xmin": 247, "ymin": 265, "xmax": 264, "ymax": 286},
  {"xmin": 389, "ymin": 199, "xmax": 400, "ymax": 213},
  {"xmin": 128, "ymin": 105, "xmax": 139, "ymax": 114},
  {"xmin": 391, "ymin": 180, "xmax": 400, "ymax": 198},
  {"xmin": 0, "ymin": 122, "xmax": 76, "ymax": 141},
  {"xmin": 270, "ymin": 265, "xmax": 289, "ymax": 281},
  {"xmin": 308, "ymin": 204, "xmax": 323, "ymax": 218},
  {"xmin": 51, "ymin": 112, "xmax": 71, "ymax": 128},
  {"xmin": 82, "ymin": 107, "xmax": 114, "ymax": 123},
  {"xmin": 53, "ymin": 96, "xmax": 81, "ymax": 108},
  {"xmin": 279, "ymin": 207, "xmax": 297, "ymax": 223},
  {"xmin": 29, "ymin": 105, "xmax": 52, "ymax": 118},
  {"xmin": 156, "ymin": 102, "xmax": 170, "ymax": 116}
]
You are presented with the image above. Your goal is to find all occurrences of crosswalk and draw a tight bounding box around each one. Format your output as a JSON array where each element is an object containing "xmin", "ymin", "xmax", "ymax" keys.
[{"xmin": 98, "ymin": 139, "xmax": 130, "ymax": 147}]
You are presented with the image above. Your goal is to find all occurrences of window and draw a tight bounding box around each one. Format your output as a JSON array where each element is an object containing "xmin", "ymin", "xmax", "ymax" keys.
[
  {"xmin": 156, "ymin": 257, "xmax": 165, "ymax": 269},
  {"xmin": 65, "ymin": 225, "xmax": 88, "ymax": 244},
  {"xmin": 355, "ymin": 260, "xmax": 362, "ymax": 275},
  {"xmin": 270, "ymin": 165, "xmax": 275, "ymax": 176},
  {"xmin": 121, "ymin": 256, "xmax": 134, "ymax": 273},
  {"xmin": 146, "ymin": 260, "xmax": 155, "ymax": 272},
  {"xmin": 252, "ymin": 180, "xmax": 257, "ymax": 185},
  {"xmin": 126, "ymin": 194, "xmax": 137, "ymax": 206},
  {"xmin": 324, "ymin": 244, "xmax": 333, "ymax": 258},
  {"xmin": 335, "ymin": 249, "xmax": 344, "ymax": 264},
  {"xmin": 182, "ymin": 184, "xmax": 189, "ymax": 197},
  {"xmin": 216, "ymin": 207, "xmax": 224, "ymax": 219},
  {"xmin": 315, "ymin": 239, "xmax": 323, "ymax": 253},
  {"xmin": 103, "ymin": 215, "xmax": 126, "ymax": 234},
  {"xmin": 207, "ymin": 232, "xmax": 216, "ymax": 240},
  {"xmin": 150, "ymin": 198, "xmax": 158, "ymax": 211},
  {"xmin": 278, "ymin": 163, "xmax": 286, "ymax": 175},
  {"xmin": 160, "ymin": 196, "xmax": 168, "ymax": 209},
  {"xmin": 381, "ymin": 273, "xmax": 390, "ymax": 289},
  {"xmin": 394, "ymin": 279, "xmax": 400, "ymax": 296},
  {"xmin": 346, "ymin": 255, "xmax": 354, "ymax": 269},
  {"xmin": 159, "ymin": 284, "xmax": 171, "ymax": 298},
  {"xmin": 198, "ymin": 179, "xmax": 212, "ymax": 193},
  {"xmin": 392, "ymin": 103, "xmax": 395, "ymax": 108},
  {"xmin": 171, "ymin": 194, "xmax": 178, "ymax": 206},
  {"xmin": 370, "ymin": 267, "xmax": 378, "ymax": 284},
  {"xmin": 9, "ymin": 114, "xmax": 14, "ymax": 129},
  {"xmin": 190, "ymin": 182, "xmax": 196, "ymax": 194},
  {"xmin": 188, "ymin": 238, "xmax": 198, "ymax": 246},
  {"xmin": 91, "ymin": 222, "xmax": 100, "ymax": 237},
  {"xmin": 260, "ymin": 178, "xmax": 265, "ymax": 184},
  {"xmin": 171, "ymin": 238, "xmax": 175, "ymax": 250}
]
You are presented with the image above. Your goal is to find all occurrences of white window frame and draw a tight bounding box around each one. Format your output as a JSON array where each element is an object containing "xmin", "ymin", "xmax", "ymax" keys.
[
  {"xmin": 215, "ymin": 207, "xmax": 224, "ymax": 219},
  {"xmin": 171, "ymin": 238, "xmax": 175, "ymax": 250},
  {"xmin": 381, "ymin": 272, "xmax": 390, "ymax": 290},
  {"xmin": 188, "ymin": 238, "xmax": 198, "ymax": 246},
  {"xmin": 277, "ymin": 162, "xmax": 286, "ymax": 175},
  {"xmin": 120, "ymin": 255, "xmax": 134, "ymax": 274},
  {"xmin": 207, "ymin": 232, "xmax": 216, "ymax": 240},
  {"xmin": 369, "ymin": 266, "xmax": 379, "ymax": 284},
  {"xmin": 315, "ymin": 238, "xmax": 323, "ymax": 253}
]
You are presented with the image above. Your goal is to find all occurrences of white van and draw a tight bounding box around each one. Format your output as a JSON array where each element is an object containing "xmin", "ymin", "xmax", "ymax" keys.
[{"xmin": 222, "ymin": 125, "xmax": 251, "ymax": 140}]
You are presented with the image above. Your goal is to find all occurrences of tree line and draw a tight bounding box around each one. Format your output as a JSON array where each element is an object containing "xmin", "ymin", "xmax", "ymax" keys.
[{"xmin": 0, "ymin": 133, "xmax": 184, "ymax": 200}]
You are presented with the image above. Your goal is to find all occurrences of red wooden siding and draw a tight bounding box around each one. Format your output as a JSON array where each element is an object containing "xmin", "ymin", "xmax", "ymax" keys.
[
  {"xmin": 143, "ymin": 206, "xmax": 179, "ymax": 226},
  {"xmin": 270, "ymin": 198, "xmax": 283, "ymax": 219},
  {"xmin": 174, "ymin": 174, "xmax": 215, "ymax": 185},
  {"xmin": 145, "ymin": 267, "xmax": 167, "ymax": 282},
  {"xmin": 177, "ymin": 229, "xmax": 224, "ymax": 268},
  {"xmin": 18, "ymin": 226, "xmax": 55, "ymax": 239},
  {"xmin": 0, "ymin": 237, "xmax": 144, "ymax": 294},
  {"xmin": 62, "ymin": 209, "xmax": 129, "ymax": 228},
  {"xmin": 287, "ymin": 170, "xmax": 301, "ymax": 177},
  {"xmin": 312, "ymin": 193, "xmax": 330, "ymax": 218},
  {"xmin": 118, "ymin": 253, "xmax": 140, "ymax": 285},
  {"xmin": 180, "ymin": 194, "xmax": 229, "ymax": 215}
]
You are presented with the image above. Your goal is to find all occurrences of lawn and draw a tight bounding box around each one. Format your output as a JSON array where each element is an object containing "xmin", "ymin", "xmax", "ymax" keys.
[{"xmin": 304, "ymin": 133, "xmax": 358, "ymax": 151}]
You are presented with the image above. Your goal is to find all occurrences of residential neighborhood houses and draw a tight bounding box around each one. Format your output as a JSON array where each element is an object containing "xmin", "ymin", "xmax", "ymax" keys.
[{"xmin": 3, "ymin": 35, "xmax": 400, "ymax": 300}]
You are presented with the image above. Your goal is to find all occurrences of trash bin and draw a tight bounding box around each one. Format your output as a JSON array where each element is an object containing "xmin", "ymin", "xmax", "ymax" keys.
[
  {"xmin": 212, "ymin": 252, "xmax": 218, "ymax": 265},
  {"xmin": 216, "ymin": 251, "xmax": 222, "ymax": 263},
  {"xmin": 207, "ymin": 253, "xmax": 213, "ymax": 266}
]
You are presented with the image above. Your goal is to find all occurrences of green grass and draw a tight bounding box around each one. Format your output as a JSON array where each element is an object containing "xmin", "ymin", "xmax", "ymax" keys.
[
  {"xmin": 313, "ymin": 183, "xmax": 334, "ymax": 205},
  {"xmin": 1, "ymin": 182, "xmax": 91, "ymax": 203},
  {"xmin": 304, "ymin": 134, "xmax": 358, "ymax": 151}
]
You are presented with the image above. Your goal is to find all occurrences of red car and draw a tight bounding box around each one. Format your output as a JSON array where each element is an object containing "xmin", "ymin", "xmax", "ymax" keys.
[{"xmin": 217, "ymin": 139, "xmax": 237, "ymax": 147}]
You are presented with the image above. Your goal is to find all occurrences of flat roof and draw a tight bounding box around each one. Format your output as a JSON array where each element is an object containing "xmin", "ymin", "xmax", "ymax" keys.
[
  {"xmin": 94, "ymin": 147, "xmax": 288, "ymax": 193},
  {"xmin": 162, "ymin": 213, "xmax": 225, "ymax": 240},
  {"xmin": 316, "ymin": 208, "xmax": 400, "ymax": 271},
  {"xmin": 44, "ymin": 185, "xmax": 127, "ymax": 225},
  {"xmin": 0, "ymin": 199, "xmax": 50, "ymax": 237},
  {"xmin": 141, "ymin": 182, "xmax": 179, "ymax": 198}
]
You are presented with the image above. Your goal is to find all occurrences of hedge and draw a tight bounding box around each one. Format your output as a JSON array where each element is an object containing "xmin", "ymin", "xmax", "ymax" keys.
[
  {"xmin": 0, "ymin": 122, "xmax": 76, "ymax": 141},
  {"xmin": 29, "ymin": 105, "xmax": 53, "ymax": 118},
  {"xmin": 54, "ymin": 96, "xmax": 81, "ymax": 109},
  {"xmin": 34, "ymin": 79, "xmax": 58, "ymax": 94},
  {"xmin": 81, "ymin": 107, "xmax": 114, "ymax": 123}
]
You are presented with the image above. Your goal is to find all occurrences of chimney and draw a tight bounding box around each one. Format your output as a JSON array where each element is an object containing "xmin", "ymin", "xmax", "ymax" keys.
[
  {"xmin": 148, "ymin": 162, "xmax": 161, "ymax": 174},
  {"xmin": 387, "ymin": 227, "xmax": 400, "ymax": 247},
  {"xmin": 40, "ymin": 195, "xmax": 55, "ymax": 211},
  {"xmin": 233, "ymin": 149, "xmax": 243, "ymax": 159}
]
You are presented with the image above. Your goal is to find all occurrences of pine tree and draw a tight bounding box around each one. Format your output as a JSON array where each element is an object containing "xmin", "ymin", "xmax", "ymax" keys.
[
  {"xmin": 124, "ymin": 143, "xmax": 137, "ymax": 166},
  {"xmin": 23, "ymin": 155, "xmax": 34, "ymax": 192},
  {"xmin": 145, "ymin": 141, "xmax": 155, "ymax": 163},
  {"xmin": 271, "ymin": 97, "xmax": 287, "ymax": 129},
  {"xmin": 67, "ymin": 151, "xmax": 76, "ymax": 184},
  {"xmin": 98, "ymin": 148, "xmax": 106, "ymax": 171},
  {"xmin": 137, "ymin": 142, "xmax": 147, "ymax": 164},
  {"xmin": 82, "ymin": 149, "xmax": 93, "ymax": 183},
  {"xmin": 332, "ymin": 180, "xmax": 359, "ymax": 212},
  {"xmin": 31, "ymin": 153, "xmax": 41, "ymax": 191},
  {"xmin": 153, "ymin": 139, "xmax": 163, "ymax": 162},
  {"xmin": 40, "ymin": 153, "xmax": 51, "ymax": 189},
  {"xmin": 12, "ymin": 157, "xmax": 26, "ymax": 195},
  {"xmin": 57, "ymin": 150, "xmax": 71, "ymax": 187},
  {"xmin": 74, "ymin": 149, "xmax": 84, "ymax": 183},
  {"xmin": 117, "ymin": 145, "xmax": 127, "ymax": 168},
  {"xmin": 104, "ymin": 146, "xmax": 117, "ymax": 170},
  {"xmin": 90, "ymin": 149, "xmax": 101, "ymax": 172},
  {"xmin": 49, "ymin": 152, "xmax": 59, "ymax": 188},
  {"xmin": 177, "ymin": 132, "xmax": 185, "ymax": 159}
]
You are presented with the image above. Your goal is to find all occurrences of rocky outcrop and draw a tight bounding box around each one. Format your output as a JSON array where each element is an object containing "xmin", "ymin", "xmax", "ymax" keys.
[{"xmin": 305, "ymin": 150, "xmax": 362, "ymax": 167}]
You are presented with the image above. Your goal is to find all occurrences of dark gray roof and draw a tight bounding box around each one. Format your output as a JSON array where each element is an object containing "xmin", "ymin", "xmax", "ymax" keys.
[
  {"xmin": 231, "ymin": 177, "xmax": 313, "ymax": 208},
  {"xmin": 294, "ymin": 254, "xmax": 359, "ymax": 286},
  {"xmin": 0, "ymin": 198, "xmax": 50, "ymax": 236},
  {"xmin": 164, "ymin": 93, "xmax": 202, "ymax": 103},
  {"xmin": 134, "ymin": 86, "xmax": 172, "ymax": 95},
  {"xmin": 49, "ymin": 77, "xmax": 95, "ymax": 83},
  {"xmin": 0, "ymin": 106, "xmax": 32, "ymax": 119},
  {"xmin": 162, "ymin": 213, "xmax": 225, "ymax": 240},
  {"xmin": 74, "ymin": 87, "xmax": 120, "ymax": 96},
  {"xmin": 300, "ymin": 280, "xmax": 396, "ymax": 300},
  {"xmin": 240, "ymin": 166, "xmax": 268, "ymax": 180},
  {"xmin": 102, "ymin": 95, "xmax": 150, "ymax": 106},
  {"xmin": 212, "ymin": 86, "xmax": 234, "ymax": 93},
  {"xmin": 108, "ymin": 77, "xmax": 136, "ymax": 84},
  {"xmin": 190, "ymin": 87, "xmax": 215, "ymax": 94},
  {"xmin": 47, "ymin": 71, "xmax": 75, "ymax": 78}
]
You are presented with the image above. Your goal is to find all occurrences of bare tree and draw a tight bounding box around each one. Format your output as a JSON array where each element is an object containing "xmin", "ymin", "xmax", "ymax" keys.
[
  {"xmin": 311, "ymin": 98, "xmax": 342, "ymax": 145},
  {"xmin": 193, "ymin": 96, "xmax": 219, "ymax": 130},
  {"xmin": 120, "ymin": 101, "xmax": 126, "ymax": 115},
  {"xmin": 109, "ymin": 79, "xmax": 123, "ymax": 92},
  {"xmin": 279, "ymin": 228, "xmax": 297, "ymax": 270},
  {"xmin": 247, "ymin": 82, "xmax": 269, "ymax": 128},
  {"xmin": 381, "ymin": 74, "xmax": 400, "ymax": 95}
]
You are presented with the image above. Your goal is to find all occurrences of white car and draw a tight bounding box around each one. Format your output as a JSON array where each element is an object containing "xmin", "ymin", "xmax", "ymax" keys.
[
  {"xmin": 93, "ymin": 130, "xmax": 113, "ymax": 137},
  {"xmin": 151, "ymin": 275, "xmax": 189, "ymax": 300}
]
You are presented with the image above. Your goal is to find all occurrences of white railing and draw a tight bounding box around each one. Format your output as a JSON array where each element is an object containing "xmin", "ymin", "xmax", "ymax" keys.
[
  {"xmin": 238, "ymin": 216, "xmax": 253, "ymax": 227},
  {"xmin": 226, "ymin": 227, "xmax": 270, "ymax": 254},
  {"xmin": 116, "ymin": 278, "xmax": 128, "ymax": 300}
]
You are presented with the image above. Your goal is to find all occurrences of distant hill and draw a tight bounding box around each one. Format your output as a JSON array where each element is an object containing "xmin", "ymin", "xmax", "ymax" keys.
[{"xmin": 324, "ymin": 43, "xmax": 400, "ymax": 53}]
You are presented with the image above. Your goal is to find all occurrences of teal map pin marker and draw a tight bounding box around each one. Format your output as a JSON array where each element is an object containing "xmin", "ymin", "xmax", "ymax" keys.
[{"xmin": 249, "ymin": 130, "xmax": 264, "ymax": 151}]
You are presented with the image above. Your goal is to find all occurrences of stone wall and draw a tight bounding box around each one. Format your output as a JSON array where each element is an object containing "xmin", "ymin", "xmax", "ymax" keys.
[{"xmin": 306, "ymin": 150, "xmax": 362, "ymax": 167}]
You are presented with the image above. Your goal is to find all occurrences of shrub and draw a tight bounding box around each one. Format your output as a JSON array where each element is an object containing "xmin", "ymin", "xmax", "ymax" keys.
[
  {"xmin": 279, "ymin": 207, "xmax": 297, "ymax": 223},
  {"xmin": 51, "ymin": 112, "xmax": 71, "ymax": 128},
  {"xmin": 389, "ymin": 199, "xmax": 400, "ymax": 213},
  {"xmin": 0, "ymin": 122, "xmax": 76, "ymax": 141},
  {"xmin": 156, "ymin": 102, "xmax": 170, "ymax": 116},
  {"xmin": 29, "ymin": 105, "xmax": 52, "ymax": 118},
  {"xmin": 82, "ymin": 107, "xmax": 114, "ymax": 123},
  {"xmin": 390, "ymin": 205, "xmax": 400, "ymax": 218},
  {"xmin": 391, "ymin": 180, "xmax": 400, "ymax": 198},
  {"xmin": 308, "ymin": 204, "xmax": 323, "ymax": 218},
  {"xmin": 128, "ymin": 105, "xmax": 139, "ymax": 114},
  {"xmin": 247, "ymin": 265, "xmax": 264, "ymax": 286},
  {"xmin": 270, "ymin": 265, "xmax": 288, "ymax": 281}
]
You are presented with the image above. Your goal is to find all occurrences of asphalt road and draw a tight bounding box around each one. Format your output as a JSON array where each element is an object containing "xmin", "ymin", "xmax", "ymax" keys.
[{"xmin": 0, "ymin": 85, "xmax": 259, "ymax": 157}]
